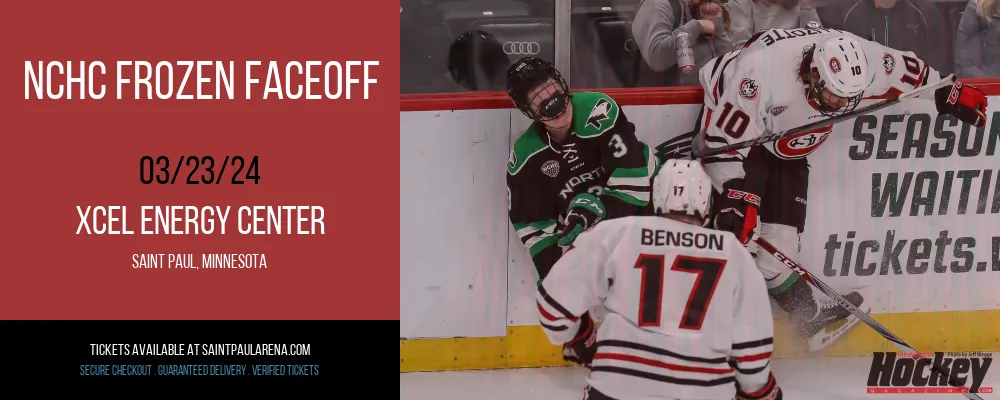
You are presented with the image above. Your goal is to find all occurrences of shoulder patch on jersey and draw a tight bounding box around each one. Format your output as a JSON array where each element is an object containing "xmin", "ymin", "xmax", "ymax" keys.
[
  {"xmin": 572, "ymin": 92, "xmax": 620, "ymax": 138},
  {"xmin": 769, "ymin": 106, "xmax": 788, "ymax": 116},
  {"xmin": 806, "ymin": 21, "xmax": 821, "ymax": 29},
  {"xmin": 882, "ymin": 52, "xmax": 895, "ymax": 75},
  {"xmin": 739, "ymin": 78, "xmax": 759, "ymax": 100},
  {"xmin": 508, "ymin": 124, "xmax": 548, "ymax": 175}
]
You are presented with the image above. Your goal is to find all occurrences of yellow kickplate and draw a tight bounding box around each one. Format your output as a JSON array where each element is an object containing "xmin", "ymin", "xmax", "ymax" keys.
[{"xmin": 402, "ymin": 310, "xmax": 1000, "ymax": 372}]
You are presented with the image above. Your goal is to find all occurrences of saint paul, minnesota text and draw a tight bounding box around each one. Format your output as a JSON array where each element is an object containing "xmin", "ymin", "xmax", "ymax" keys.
[
  {"xmin": 132, "ymin": 253, "xmax": 267, "ymax": 269},
  {"xmin": 90, "ymin": 343, "xmax": 311, "ymax": 356}
]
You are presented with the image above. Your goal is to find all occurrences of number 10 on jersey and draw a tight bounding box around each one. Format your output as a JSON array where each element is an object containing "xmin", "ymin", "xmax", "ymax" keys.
[{"xmin": 635, "ymin": 254, "xmax": 727, "ymax": 330}]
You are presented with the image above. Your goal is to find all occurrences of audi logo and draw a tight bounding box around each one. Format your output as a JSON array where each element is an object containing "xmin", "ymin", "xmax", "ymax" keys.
[{"xmin": 503, "ymin": 42, "xmax": 541, "ymax": 55}]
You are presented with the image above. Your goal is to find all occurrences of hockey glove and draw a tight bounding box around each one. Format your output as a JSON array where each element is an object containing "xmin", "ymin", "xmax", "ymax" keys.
[
  {"xmin": 713, "ymin": 189, "xmax": 761, "ymax": 245},
  {"xmin": 558, "ymin": 193, "xmax": 606, "ymax": 247},
  {"xmin": 736, "ymin": 372, "xmax": 783, "ymax": 400},
  {"xmin": 935, "ymin": 81, "xmax": 988, "ymax": 129},
  {"xmin": 562, "ymin": 312, "xmax": 598, "ymax": 366}
]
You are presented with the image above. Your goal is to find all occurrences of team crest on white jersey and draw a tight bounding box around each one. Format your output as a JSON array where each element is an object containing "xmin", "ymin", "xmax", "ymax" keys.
[
  {"xmin": 769, "ymin": 106, "xmax": 788, "ymax": 116},
  {"xmin": 882, "ymin": 53, "xmax": 895, "ymax": 74},
  {"xmin": 541, "ymin": 160, "xmax": 560, "ymax": 177},
  {"xmin": 773, "ymin": 126, "xmax": 831, "ymax": 159},
  {"xmin": 739, "ymin": 78, "xmax": 759, "ymax": 100}
]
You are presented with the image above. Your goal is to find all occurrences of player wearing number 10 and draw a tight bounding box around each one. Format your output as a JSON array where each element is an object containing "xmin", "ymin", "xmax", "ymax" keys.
[
  {"xmin": 537, "ymin": 160, "xmax": 781, "ymax": 400},
  {"xmin": 506, "ymin": 57, "xmax": 659, "ymax": 282},
  {"xmin": 691, "ymin": 29, "xmax": 988, "ymax": 353}
]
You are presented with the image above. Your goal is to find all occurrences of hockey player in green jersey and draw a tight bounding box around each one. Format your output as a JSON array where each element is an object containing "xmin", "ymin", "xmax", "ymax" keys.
[{"xmin": 505, "ymin": 57, "xmax": 659, "ymax": 282}]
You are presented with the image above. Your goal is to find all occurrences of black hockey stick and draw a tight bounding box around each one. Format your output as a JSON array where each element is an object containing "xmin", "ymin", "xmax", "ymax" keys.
[
  {"xmin": 752, "ymin": 233, "xmax": 985, "ymax": 400},
  {"xmin": 691, "ymin": 74, "xmax": 957, "ymax": 158}
]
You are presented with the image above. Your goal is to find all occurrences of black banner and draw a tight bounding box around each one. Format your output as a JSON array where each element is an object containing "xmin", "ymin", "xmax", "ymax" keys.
[{"xmin": 0, "ymin": 320, "xmax": 393, "ymax": 388}]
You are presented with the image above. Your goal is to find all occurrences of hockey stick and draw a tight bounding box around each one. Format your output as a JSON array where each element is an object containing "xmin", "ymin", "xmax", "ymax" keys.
[
  {"xmin": 752, "ymin": 234, "xmax": 985, "ymax": 400},
  {"xmin": 692, "ymin": 74, "xmax": 957, "ymax": 158}
]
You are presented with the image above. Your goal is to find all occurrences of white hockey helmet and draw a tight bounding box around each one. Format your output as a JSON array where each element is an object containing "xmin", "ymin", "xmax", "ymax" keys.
[
  {"xmin": 812, "ymin": 35, "xmax": 869, "ymax": 98},
  {"xmin": 652, "ymin": 159, "xmax": 714, "ymax": 226}
]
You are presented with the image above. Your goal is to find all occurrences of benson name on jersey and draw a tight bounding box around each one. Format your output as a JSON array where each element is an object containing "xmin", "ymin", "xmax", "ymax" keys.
[{"xmin": 641, "ymin": 228, "xmax": 726, "ymax": 250}]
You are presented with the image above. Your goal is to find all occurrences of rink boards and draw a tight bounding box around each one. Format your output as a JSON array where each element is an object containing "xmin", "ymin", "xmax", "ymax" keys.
[{"xmin": 399, "ymin": 87, "xmax": 1000, "ymax": 372}]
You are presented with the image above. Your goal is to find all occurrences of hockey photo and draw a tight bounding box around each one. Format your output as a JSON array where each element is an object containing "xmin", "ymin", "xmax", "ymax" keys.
[{"xmin": 400, "ymin": 0, "xmax": 1000, "ymax": 398}]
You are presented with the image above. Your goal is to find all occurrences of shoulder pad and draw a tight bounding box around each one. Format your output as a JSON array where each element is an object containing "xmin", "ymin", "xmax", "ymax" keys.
[
  {"xmin": 571, "ymin": 92, "xmax": 620, "ymax": 138},
  {"xmin": 508, "ymin": 123, "xmax": 548, "ymax": 175}
]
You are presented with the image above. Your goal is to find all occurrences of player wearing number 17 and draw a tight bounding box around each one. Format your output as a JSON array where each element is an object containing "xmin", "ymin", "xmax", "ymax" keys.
[
  {"xmin": 691, "ymin": 29, "xmax": 989, "ymax": 352},
  {"xmin": 506, "ymin": 57, "xmax": 659, "ymax": 282},
  {"xmin": 537, "ymin": 160, "xmax": 781, "ymax": 400}
]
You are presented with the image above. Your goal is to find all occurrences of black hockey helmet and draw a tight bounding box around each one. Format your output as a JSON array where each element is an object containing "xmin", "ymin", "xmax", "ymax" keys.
[
  {"xmin": 448, "ymin": 30, "xmax": 509, "ymax": 91},
  {"xmin": 506, "ymin": 57, "xmax": 570, "ymax": 121}
]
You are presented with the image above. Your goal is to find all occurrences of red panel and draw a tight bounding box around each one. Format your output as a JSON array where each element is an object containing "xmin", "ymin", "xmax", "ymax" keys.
[
  {"xmin": 1, "ymin": 0, "xmax": 400, "ymax": 320},
  {"xmin": 400, "ymin": 79, "xmax": 1000, "ymax": 112}
]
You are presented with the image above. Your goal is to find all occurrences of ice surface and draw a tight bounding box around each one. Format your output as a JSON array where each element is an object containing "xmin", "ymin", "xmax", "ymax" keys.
[{"xmin": 401, "ymin": 353, "xmax": 1000, "ymax": 400}]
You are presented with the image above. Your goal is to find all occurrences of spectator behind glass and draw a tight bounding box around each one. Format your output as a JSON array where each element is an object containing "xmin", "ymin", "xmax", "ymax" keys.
[
  {"xmin": 631, "ymin": 0, "xmax": 735, "ymax": 86},
  {"xmin": 955, "ymin": 0, "xmax": 1000, "ymax": 78},
  {"xmin": 829, "ymin": 0, "xmax": 948, "ymax": 73},
  {"xmin": 447, "ymin": 30, "xmax": 511, "ymax": 91},
  {"xmin": 401, "ymin": 0, "xmax": 460, "ymax": 93},
  {"xmin": 727, "ymin": 0, "xmax": 823, "ymax": 48}
]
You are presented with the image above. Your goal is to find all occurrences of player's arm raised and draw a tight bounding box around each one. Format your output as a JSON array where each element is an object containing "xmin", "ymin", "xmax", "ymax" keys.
[
  {"xmin": 537, "ymin": 222, "xmax": 616, "ymax": 365},
  {"xmin": 860, "ymin": 36, "xmax": 988, "ymax": 128},
  {"xmin": 559, "ymin": 93, "xmax": 657, "ymax": 246},
  {"xmin": 729, "ymin": 242, "xmax": 782, "ymax": 400},
  {"xmin": 508, "ymin": 160, "xmax": 562, "ymax": 281}
]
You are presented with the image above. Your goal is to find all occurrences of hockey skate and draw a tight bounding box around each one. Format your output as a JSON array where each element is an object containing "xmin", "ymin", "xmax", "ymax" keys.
[{"xmin": 798, "ymin": 291, "xmax": 870, "ymax": 353}]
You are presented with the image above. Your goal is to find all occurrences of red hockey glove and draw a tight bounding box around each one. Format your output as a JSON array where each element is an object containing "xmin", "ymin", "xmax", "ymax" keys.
[
  {"xmin": 736, "ymin": 372, "xmax": 783, "ymax": 400},
  {"xmin": 935, "ymin": 81, "xmax": 988, "ymax": 129},
  {"xmin": 714, "ymin": 189, "xmax": 761, "ymax": 244},
  {"xmin": 562, "ymin": 312, "xmax": 597, "ymax": 366}
]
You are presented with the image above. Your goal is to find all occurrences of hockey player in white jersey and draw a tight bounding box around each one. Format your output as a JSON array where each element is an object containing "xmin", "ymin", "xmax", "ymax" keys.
[
  {"xmin": 536, "ymin": 159, "xmax": 781, "ymax": 400},
  {"xmin": 691, "ymin": 28, "xmax": 989, "ymax": 352}
]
